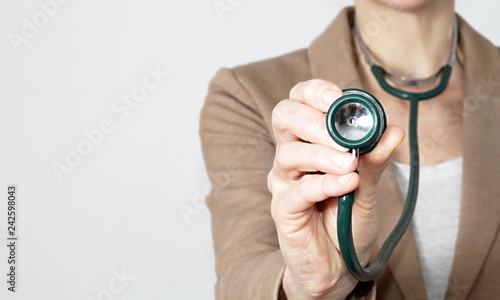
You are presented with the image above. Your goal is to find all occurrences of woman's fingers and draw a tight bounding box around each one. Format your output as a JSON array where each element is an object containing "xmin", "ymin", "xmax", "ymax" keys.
[
  {"xmin": 272, "ymin": 79, "xmax": 349, "ymax": 151},
  {"xmin": 272, "ymin": 100, "xmax": 329, "ymax": 145},
  {"xmin": 274, "ymin": 141, "xmax": 357, "ymax": 181},
  {"xmin": 272, "ymin": 100, "xmax": 348, "ymax": 151},
  {"xmin": 270, "ymin": 172, "xmax": 360, "ymax": 221},
  {"xmin": 289, "ymin": 79, "xmax": 344, "ymax": 112}
]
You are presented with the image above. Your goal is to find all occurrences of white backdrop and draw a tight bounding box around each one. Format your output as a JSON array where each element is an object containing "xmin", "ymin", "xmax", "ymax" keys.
[{"xmin": 0, "ymin": 1, "xmax": 498, "ymax": 299}]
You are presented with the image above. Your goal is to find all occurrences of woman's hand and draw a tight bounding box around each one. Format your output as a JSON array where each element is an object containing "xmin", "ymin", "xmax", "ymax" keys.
[{"xmin": 268, "ymin": 79, "xmax": 405, "ymax": 299}]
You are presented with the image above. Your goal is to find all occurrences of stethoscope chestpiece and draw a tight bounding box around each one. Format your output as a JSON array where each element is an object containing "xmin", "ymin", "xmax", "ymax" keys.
[{"xmin": 326, "ymin": 89, "xmax": 386, "ymax": 155}]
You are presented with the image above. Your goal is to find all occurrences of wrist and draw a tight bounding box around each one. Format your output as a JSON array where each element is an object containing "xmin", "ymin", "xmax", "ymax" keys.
[
  {"xmin": 282, "ymin": 267, "xmax": 319, "ymax": 300},
  {"xmin": 282, "ymin": 266, "xmax": 358, "ymax": 300}
]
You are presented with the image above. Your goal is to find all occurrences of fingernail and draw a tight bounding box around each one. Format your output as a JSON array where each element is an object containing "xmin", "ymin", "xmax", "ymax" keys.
[
  {"xmin": 328, "ymin": 140, "xmax": 349, "ymax": 152},
  {"xmin": 322, "ymin": 89, "xmax": 342, "ymax": 105},
  {"xmin": 339, "ymin": 173, "xmax": 354, "ymax": 185},
  {"xmin": 334, "ymin": 152, "xmax": 356, "ymax": 169}
]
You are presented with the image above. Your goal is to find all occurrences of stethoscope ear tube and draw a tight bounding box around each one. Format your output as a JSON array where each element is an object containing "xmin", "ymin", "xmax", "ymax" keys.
[
  {"xmin": 371, "ymin": 65, "xmax": 452, "ymax": 101},
  {"xmin": 326, "ymin": 89, "xmax": 420, "ymax": 281}
]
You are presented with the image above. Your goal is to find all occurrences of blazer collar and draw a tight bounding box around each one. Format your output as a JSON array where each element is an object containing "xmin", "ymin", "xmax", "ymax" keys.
[
  {"xmin": 308, "ymin": 7, "xmax": 500, "ymax": 299},
  {"xmin": 308, "ymin": 7, "xmax": 362, "ymax": 89}
]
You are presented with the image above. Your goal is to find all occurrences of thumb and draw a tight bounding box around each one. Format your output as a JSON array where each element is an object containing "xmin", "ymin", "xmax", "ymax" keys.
[{"xmin": 355, "ymin": 125, "xmax": 405, "ymax": 210}]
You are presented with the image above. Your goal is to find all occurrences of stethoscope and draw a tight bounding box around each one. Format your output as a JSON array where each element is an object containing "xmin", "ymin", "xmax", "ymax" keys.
[{"xmin": 325, "ymin": 16, "xmax": 458, "ymax": 282}]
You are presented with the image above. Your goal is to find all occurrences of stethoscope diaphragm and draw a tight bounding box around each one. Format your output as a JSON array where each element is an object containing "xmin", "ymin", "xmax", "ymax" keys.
[{"xmin": 326, "ymin": 89, "xmax": 386, "ymax": 155}]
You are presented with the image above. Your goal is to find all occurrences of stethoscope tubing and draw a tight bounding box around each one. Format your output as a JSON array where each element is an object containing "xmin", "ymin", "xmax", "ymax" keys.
[
  {"xmin": 337, "ymin": 96, "xmax": 420, "ymax": 281},
  {"xmin": 335, "ymin": 13, "xmax": 457, "ymax": 283}
]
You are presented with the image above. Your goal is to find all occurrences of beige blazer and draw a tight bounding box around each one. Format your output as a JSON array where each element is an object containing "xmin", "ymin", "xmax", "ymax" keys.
[{"xmin": 200, "ymin": 7, "xmax": 500, "ymax": 299}]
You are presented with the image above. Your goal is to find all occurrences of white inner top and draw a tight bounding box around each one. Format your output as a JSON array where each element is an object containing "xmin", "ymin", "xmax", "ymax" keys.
[{"xmin": 391, "ymin": 156, "xmax": 463, "ymax": 300}]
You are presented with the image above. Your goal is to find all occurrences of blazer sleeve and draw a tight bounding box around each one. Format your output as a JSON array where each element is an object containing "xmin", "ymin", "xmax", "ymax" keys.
[{"xmin": 200, "ymin": 68, "xmax": 286, "ymax": 299}]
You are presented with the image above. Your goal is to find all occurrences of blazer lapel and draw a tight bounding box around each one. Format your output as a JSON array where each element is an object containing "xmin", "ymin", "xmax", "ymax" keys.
[
  {"xmin": 376, "ymin": 168, "xmax": 428, "ymax": 299},
  {"xmin": 308, "ymin": 7, "xmax": 427, "ymax": 298},
  {"xmin": 444, "ymin": 16, "xmax": 500, "ymax": 300}
]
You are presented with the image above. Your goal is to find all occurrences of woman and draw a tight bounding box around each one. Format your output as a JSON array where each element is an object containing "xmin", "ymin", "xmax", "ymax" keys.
[{"xmin": 200, "ymin": 0, "xmax": 500, "ymax": 299}]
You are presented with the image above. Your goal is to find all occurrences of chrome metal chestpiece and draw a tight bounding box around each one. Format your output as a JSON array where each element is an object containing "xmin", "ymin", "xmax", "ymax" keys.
[{"xmin": 326, "ymin": 89, "xmax": 386, "ymax": 155}]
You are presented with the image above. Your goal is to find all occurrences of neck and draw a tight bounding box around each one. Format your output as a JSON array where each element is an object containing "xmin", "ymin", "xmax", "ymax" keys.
[{"xmin": 354, "ymin": 0, "xmax": 456, "ymax": 79}]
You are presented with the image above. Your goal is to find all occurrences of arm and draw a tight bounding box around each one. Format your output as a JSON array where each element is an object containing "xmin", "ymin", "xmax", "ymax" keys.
[{"xmin": 200, "ymin": 68, "xmax": 285, "ymax": 299}]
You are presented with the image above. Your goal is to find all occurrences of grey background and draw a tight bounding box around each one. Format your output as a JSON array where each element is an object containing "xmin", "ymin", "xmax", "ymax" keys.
[{"xmin": 0, "ymin": 0, "xmax": 498, "ymax": 299}]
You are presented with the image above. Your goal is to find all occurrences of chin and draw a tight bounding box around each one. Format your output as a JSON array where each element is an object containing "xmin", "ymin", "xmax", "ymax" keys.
[{"xmin": 374, "ymin": 0, "xmax": 437, "ymax": 11}]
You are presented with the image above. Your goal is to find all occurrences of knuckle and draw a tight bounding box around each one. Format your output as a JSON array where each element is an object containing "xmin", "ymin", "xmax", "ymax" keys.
[
  {"xmin": 319, "ymin": 175, "xmax": 332, "ymax": 198},
  {"xmin": 268, "ymin": 175, "xmax": 288, "ymax": 220},
  {"xmin": 297, "ymin": 79, "xmax": 335, "ymax": 101},
  {"xmin": 275, "ymin": 143, "xmax": 306, "ymax": 181},
  {"xmin": 295, "ymin": 178, "xmax": 309, "ymax": 200},
  {"xmin": 267, "ymin": 169, "xmax": 277, "ymax": 193},
  {"xmin": 274, "ymin": 144, "xmax": 289, "ymax": 167},
  {"xmin": 289, "ymin": 81, "xmax": 304, "ymax": 98},
  {"xmin": 308, "ymin": 112, "xmax": 326, "ymax": 134},
  {"xmin": 276, "ymin": 142, "xmax": 296, "ymax": 162},
  {"xmin": 270, "ymin": 190, "xmax": 286, "ymax": 220},
  {"xmin": 301, "ymin": 80, "xmax": 320, "ymax": 101},
  {"xmin": 271, "ymin": 101, "xmax": 285, "ymax": 122},
  {"xmin": 272, "ymin": 100, "xmax": 293, "ymax": 130}
]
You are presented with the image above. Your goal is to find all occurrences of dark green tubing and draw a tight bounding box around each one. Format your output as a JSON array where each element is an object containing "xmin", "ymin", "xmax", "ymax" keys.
[
  {"xmin": 337, "ymin": 96, "xmax": 420, "ymax": 281},
  {"xmin": 334, "ymin": 61, "xmax": 453, "ymax": 281},
  {"xmin": 371, "ymin": 65, "xmax": 452, "ymax": 101}
]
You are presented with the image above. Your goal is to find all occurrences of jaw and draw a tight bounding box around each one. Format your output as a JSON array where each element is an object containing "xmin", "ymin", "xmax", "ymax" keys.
[{"xmin": 366, "ymin": 0, "xmax": 452, "ymax": 12}]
